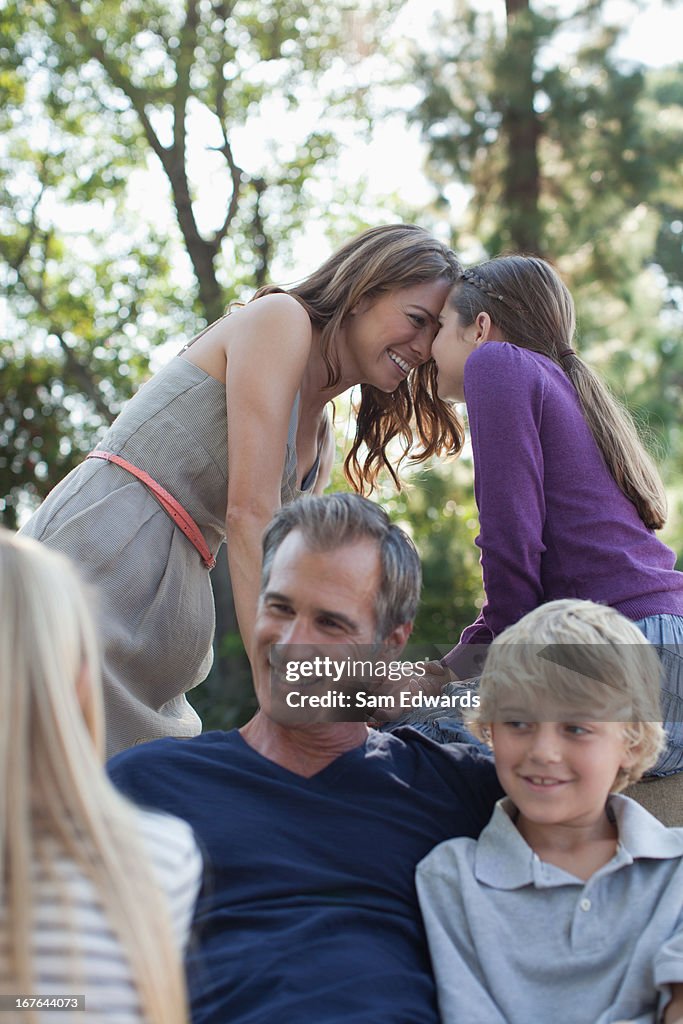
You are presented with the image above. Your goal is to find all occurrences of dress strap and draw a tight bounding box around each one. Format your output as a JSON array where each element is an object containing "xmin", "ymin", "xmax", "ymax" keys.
[
  {"xmin": 85, "ymin": 451, "xmax": 216, "ymax": 569},
  {"xmin": 178, "ymin": 310, "xmax": 232, "ymax": 354}
]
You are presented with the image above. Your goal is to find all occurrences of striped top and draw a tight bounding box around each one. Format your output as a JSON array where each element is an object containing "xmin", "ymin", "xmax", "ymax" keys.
[{"xmin": 0, "ymin": 808, "xmax": 202, "ymax": 1022}]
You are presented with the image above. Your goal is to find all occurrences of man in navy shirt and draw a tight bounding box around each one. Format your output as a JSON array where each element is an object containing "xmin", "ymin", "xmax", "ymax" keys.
[{"xmin": 109, "ymin": 493, "xmax": 501, "ymax": 1023}]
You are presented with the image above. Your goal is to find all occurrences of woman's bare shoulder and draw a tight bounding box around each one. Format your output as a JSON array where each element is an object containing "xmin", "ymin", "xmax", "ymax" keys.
[
  {"xmin": 181, "ymin": 293, "xmax": 312, "ymax": 379},
  {"xmin": 237, "ymin": 292, "xmax": 312, "ymax": 330}
]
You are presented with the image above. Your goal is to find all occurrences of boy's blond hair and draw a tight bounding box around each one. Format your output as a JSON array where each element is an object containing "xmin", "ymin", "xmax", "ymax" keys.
[{"xmin": 471, "ymin": 599, "xmax": 666, "ymax": 791}]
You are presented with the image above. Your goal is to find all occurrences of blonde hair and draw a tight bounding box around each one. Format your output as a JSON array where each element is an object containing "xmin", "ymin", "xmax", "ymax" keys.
[
  {"xmin": 472, "ymin": 599, "xmax": 666, "ymax": 790},
  {"xmin": 449, "ymin": 256, "xmax": 667, "ymax": 529},
  {"xmin": 0, "ymin": 529, "xmax": 189, "ymax": 1023},
  {"xmin": 253, "ymin": 224, "xmax": 464, "ymax": 493}
]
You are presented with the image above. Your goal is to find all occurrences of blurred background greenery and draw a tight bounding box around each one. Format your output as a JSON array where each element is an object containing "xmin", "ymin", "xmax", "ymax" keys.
[{"xmin": 2, "ymin": 0, "xmax": 681, "ymax": 728}]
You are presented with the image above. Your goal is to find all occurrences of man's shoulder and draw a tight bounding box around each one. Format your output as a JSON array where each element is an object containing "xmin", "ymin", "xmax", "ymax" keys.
[
  {"xmin": 373, "ymin": 726, "xmax": 498, "ymax": 785},
  {"xmin": 416, "ymin": 829, "xmax": 478, "ymax": 887},
  {"xmin": 107, "ymin": 730, "xmax": 236, "ymax": 789},
  {"xmin": 417, "ymin": 798, "xmax": 509, "ymax": 880}
]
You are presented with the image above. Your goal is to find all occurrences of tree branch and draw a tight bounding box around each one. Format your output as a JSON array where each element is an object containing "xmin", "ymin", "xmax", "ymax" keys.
[
  {"xmin": 10, "ymin": 232, "xmax": 115, "ymax": 424},
  {"xmin": 11, "ymin": 182, "xmax": 47, "ymax": 270},
  {"xmin": 58, "ymin": 0, "xmax": 169, "ymax": 169},
  {"xmin": 173, "ymin": 0, "xmax": 199, "ymax": 154},
  {"xmin": 251, "ymin": 177, "xmax": 270, "ymax": 288},
  {"xmin": 209, "ymin": 1, "xmax": 243, "ymax": 247},
  {"xmin": 54, "ymin": 331, "xmax": 116, "ymax": 424},
  {"xmin": 57, "ymin": 0, "xmax": 225, "ymax": 319},
  {"xmin": 210, "ymin": 137, "xmax": 244, "ymax": 247}
]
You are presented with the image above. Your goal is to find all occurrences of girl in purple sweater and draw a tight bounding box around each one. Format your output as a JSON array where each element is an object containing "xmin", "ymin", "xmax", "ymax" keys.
[{"xmin": 431, "ymin": 256, "xmax": 683, "ymax": 779}]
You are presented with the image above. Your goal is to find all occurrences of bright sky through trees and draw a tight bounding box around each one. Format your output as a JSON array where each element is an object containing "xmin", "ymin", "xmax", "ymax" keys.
[
  {"xmin": 27, "ymin": 0, "xmax": 679, "ymax": 294},
  {"xmin": 130, "ymin": 0, "xmax": 683, "ymax": 313}
]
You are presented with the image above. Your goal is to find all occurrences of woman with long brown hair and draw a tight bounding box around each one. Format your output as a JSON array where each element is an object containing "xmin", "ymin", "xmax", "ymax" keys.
[{"xmin": 21, "ymin": 224, "xmax": 461, "ymax": 755}]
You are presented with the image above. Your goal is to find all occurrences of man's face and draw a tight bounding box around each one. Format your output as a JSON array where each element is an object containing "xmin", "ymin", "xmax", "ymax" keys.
[{"xmin": 253, "ymin": 530, "xmax": 410, "ymax": 723}]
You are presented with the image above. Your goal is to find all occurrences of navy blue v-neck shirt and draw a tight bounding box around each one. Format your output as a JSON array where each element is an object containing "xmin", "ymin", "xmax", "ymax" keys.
[{"xmin": 109, "ymin": 726, "xmax": 501, "ymax": 1024}]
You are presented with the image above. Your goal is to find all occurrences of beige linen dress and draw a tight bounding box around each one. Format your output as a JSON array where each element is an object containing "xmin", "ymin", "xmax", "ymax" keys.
[{"xmin": 20, "ymin": 356, "xmax": 304, "ymax": 756}]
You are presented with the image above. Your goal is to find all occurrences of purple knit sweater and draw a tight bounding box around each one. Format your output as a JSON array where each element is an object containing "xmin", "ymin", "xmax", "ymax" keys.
[{"xmin": 443, "ymin": 341, "xmax": 683, "ymax": 672}]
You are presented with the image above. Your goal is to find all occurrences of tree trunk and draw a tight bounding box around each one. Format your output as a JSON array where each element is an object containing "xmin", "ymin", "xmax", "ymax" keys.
[{"xmin": 501, "ymin": 0, "xmax": 543, "ymax": 254}]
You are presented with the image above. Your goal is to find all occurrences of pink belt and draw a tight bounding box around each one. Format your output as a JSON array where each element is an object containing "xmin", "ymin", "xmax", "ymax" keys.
[{"xmin": 86, "ymin": 450, "xmax": 216, "ymax": 570}]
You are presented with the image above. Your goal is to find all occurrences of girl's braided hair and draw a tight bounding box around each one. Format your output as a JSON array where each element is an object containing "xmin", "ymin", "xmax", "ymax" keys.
[
  {"xmin": 459, "ymin": 268, "xmax": 505, "ymax": 302},
  {"xmin": 449, "ymin": 256, "xmax": 666, "ymax": 529}
]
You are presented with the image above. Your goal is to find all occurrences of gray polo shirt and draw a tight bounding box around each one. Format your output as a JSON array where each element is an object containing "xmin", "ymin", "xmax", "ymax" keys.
[{"xmin": 416, "ymin": 795, "xmax": 683, "ymax": 1024}]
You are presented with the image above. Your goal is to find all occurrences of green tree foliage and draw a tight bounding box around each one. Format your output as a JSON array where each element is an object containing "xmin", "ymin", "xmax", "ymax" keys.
[
  {"xmin": 3, "ymin": 0, "xmax": 681, "ymax": 729},
  {"xmin": 412, "ymin": 1, "xmax": 683, "ymax": 267},
  {"xmin": 411, "ymin": 0, "xmax": 683, "ymax": 561},
  {"xmin": 1, "ymin": 0, "xmax": 400, "ymax": 521},
  {"xmin": 0, "ymin": 0, "xmax": 406, "ymax": 726},
  {"xmin": 383, "ymin": 462, "xmax": 483, "ymax": 649}
]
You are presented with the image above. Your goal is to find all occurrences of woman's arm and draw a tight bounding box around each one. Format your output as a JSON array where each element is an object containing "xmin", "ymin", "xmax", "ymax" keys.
[{"xmin": 224, "ymin": 294, "xmax": 314, "ymax": 660}]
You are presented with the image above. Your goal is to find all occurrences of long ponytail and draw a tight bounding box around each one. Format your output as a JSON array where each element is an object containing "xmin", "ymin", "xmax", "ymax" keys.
[
  {"xmin": 562, "ymin": 354, "xmax": 666, "ymax": 528},
  {"xmin": 450, "ymin": 257, "xmax": 667, "ymax": 529}
]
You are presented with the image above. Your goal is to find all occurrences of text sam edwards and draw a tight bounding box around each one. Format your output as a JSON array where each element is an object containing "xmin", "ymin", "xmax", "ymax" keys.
[{"xmin": 284, "ymin": 690, "xmax": 480, "ymax": 709}]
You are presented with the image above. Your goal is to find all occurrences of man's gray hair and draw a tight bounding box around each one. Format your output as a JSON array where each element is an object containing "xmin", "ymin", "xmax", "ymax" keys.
[{"xmin": 260, "ymin": 493, "xmax": 421, "ymax": 639}]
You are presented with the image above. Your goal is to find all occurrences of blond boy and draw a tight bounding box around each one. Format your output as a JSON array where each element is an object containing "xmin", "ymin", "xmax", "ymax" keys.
[{"xmin": 417, "ymin": 600, "xmax": 683, "ymax": 1024}]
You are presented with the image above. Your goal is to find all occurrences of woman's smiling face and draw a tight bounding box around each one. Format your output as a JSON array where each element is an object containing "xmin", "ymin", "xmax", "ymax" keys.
[{"xmin": 342, "ymin": 278, "xmax": 451, "ymax": 392}]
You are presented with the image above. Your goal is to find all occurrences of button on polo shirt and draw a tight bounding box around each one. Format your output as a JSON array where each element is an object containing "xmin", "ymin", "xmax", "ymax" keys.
[{"xmin": 416, "ymin": 795, "xmax": 683, "ymax": 1024}]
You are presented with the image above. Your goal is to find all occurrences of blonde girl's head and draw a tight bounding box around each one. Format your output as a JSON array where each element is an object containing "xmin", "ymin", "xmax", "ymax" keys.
[
  {"xmin": 0, "ymin": 525, "xmax": 105, "ymax": 774},
  {"xmin": 254, "ymin": 224, "xmax": 466, "ymax": 494},
  {"xmin": 472, "ymin": 599, "xmax": 666, "ymax": 791},
  {"xmin": 448, "ymin": 255, "xmax": 667, "ymax": 529},
  {"xmin": 0, "ymin": 528, "xmax": 189, "ymax": 1023}
]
